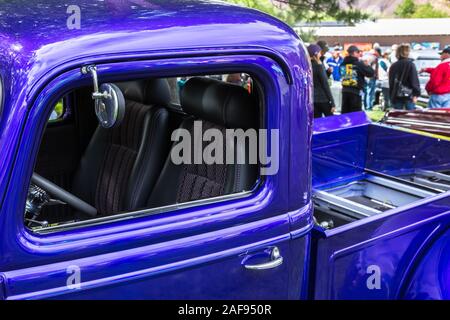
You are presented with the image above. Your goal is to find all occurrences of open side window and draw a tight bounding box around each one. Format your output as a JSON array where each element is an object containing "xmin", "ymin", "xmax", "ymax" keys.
[{"xmin": 26, "ymin": 73, "xmax": 265, "ymax": 233}]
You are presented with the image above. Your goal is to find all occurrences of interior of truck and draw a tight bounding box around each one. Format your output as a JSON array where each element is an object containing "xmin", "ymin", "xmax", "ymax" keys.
[{"xmin": 26, "ymin": 74, "xmax": 261, "ymax": 232}]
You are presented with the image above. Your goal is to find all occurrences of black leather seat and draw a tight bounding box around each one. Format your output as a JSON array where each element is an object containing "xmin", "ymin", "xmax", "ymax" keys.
[
  {"xmin": 71, "ymin": 79, "xmax": 171, "ymax": 215},
  {"xmin": 147, "ymin": 77, "xmax": 258, "ymax": 208}
]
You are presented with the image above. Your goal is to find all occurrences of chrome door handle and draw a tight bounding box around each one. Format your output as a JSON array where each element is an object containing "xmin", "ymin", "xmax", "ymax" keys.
[{"xmin": 244, "ymin": 247, "xmax": 284, "ymax": 270}]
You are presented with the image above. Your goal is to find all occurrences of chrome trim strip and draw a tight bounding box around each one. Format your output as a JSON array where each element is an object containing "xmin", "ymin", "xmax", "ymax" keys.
[{"xmin": 33, "ymin": 189, "xmax": 256, "ymax": 234}]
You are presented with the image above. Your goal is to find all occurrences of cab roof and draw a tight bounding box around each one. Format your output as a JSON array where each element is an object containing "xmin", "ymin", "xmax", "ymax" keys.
[{"xmin": 0, "ymin": 0, "xmax": 301, "ymax": 78}]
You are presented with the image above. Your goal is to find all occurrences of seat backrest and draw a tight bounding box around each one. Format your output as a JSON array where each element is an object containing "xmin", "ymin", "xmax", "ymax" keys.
[
  {"xmin": 72, "ymin": 79, "xmax": 171, "ymax": 215},
  {"xmin": 147, "ymin": 77, "xmax": 258, "ymax": 208}
]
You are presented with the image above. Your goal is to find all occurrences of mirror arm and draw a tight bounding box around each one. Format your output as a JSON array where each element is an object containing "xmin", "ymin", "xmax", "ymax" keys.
[
  {"xmin": 81, "ymin": 65, "xmax": 111, "ymax": 101},
  {"xmin": 81, "ymin": 64, "xmax": 125, "ymax": 129}
]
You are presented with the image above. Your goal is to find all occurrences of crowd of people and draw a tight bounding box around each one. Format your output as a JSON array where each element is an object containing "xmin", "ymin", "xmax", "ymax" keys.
[{"xmin": 307, "ymin": 41, "xmax": 450, "ymax": 118}]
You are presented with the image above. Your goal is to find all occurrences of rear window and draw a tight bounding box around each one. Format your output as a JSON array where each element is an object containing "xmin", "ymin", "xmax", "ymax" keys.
[
  {"xmin": 166, "ymin": 74, "xmax": 253, "ymax": 107},
  {"xmin": 48, "ymin": 98, "xmax": 66, "ymax": 122}
]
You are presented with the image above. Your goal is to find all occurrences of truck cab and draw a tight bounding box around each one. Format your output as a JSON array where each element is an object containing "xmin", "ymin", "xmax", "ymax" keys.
[{"xmin": 0, "ymin": 1, "xmax": 449, "ymax": 300}]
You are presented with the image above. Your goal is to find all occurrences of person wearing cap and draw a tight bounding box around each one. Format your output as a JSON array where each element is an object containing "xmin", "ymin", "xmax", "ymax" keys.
[
  {"xmin": 389, "ymin": 43, "xmax": 421, "ymax": 110},
  {"xmin": 326, "ymin": 46, "xmax": 344, "ymax": 112},
  {"xmin": 326, "ymin": 46, "xmax": 344, "ymax": 82},
  {"xmin": 317, "ymin": 40, "xmax": 333, "ymax": 77},
  {"xmin": 308, "ymin": 44, "xmax": 335, "ymax": 118},
  {"xmin": 340, "ymin": 45, "xmax": 375, "ymax": 114},
  {"xmin": 420, "ymin": 47, "xmax": 450, "ymax": 108}
]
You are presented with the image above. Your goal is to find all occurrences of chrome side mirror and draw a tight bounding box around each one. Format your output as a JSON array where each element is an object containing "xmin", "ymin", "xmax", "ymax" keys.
[
  {"xmin": 95, "ymin": 83, "xmax": 125, "ymax": 128},
  {"xmin": 81, "ymin": 65, "xmax": 125, "ymax": 128}
]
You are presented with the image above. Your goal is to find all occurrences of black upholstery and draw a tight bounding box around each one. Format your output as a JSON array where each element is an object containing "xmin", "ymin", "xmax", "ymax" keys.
[
  {"xmin": 116, "ymin": 80, "xmax": 172, "ymax": 107},
  {"xmin": 71, "ymin": 79, "xmax": 171, "ymax": 215},
  {"xmin": 181, "ymin": 77, "xmax": 257, "ymax": 129},
  {"xmin": 147, "ymin": 77, "xmax": 258, "ymax": 208}
]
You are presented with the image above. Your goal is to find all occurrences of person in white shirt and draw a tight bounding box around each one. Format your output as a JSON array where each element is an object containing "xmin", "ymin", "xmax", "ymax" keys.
[
  {"xmin": 390, "ymin": 44, "xmax": 398, "ymax": 64},
  {"xmin": 378, "ymin": 52, "xmax": 391, "ymax": 108}
]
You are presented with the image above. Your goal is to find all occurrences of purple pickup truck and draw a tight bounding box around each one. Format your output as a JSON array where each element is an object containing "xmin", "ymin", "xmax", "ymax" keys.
[{"xmin": 0, "ymin": 1, "xmax": 449, "ymax": 300}]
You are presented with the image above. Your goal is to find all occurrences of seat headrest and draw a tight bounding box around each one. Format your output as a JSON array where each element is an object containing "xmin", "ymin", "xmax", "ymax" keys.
[
  {"xmin": 115, "ymin": 79, "xmax": 171, "ymax": 106},
  {"xmin": 180, "ymin": 77, "xmax": 258, "ymax": 129}
]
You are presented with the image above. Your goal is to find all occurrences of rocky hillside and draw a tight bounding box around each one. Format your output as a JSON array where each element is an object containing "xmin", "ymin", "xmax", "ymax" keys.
[{"xmin": 343, "ymin": 0, "xmax": 450, "ymax": 18}]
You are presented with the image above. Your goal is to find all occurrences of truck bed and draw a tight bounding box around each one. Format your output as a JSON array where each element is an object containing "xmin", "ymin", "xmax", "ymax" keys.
[
  {"xmin": 399, "ymin": 169, "xmax": 450, "ymax": 191},
  {"xmin": 312, "ymin": 112, "xmax": 450, "ymax": 230},
  {"xmin": 313, "ymin": 172, "xmax": 443, "ymax": 229}
]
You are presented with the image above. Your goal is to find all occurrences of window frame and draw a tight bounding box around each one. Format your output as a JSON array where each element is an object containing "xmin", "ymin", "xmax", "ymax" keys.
[
  {"xmin": 30, "ymin": 71, "xmax": 265, "ymax": 234},
  {"xmin": 10, "ymin": 54, "xmax": 290, "ymax": 253}
]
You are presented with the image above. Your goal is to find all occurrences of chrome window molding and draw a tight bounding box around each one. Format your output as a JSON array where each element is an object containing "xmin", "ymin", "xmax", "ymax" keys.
[{"xmin": 32, "ymin": 185, "xmax": 260, "ymax": 234}]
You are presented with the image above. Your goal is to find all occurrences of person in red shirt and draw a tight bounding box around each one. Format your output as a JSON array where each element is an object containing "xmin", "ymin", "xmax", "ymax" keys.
[{"xmin": 421, "ymin": 47, "xmax": 450, "ymax": 108}]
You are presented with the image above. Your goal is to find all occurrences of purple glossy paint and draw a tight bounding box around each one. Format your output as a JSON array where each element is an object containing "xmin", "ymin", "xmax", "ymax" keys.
[{"xmin": 0, "ymin": 1, "xmax": 449, "ymax": 300}]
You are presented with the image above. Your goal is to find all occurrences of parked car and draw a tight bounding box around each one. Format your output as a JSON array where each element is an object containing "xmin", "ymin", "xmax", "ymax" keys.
[
  {"xmin": 411, "ymin": 50, "xmax": 441, "ymax": 106},
  {"xmin": 382, "ymin": 108, "xmax": 450, "ymax": 137},
  {"xmin": 0, "ymin": 1, "xmax": 450, "ymax": 300}
]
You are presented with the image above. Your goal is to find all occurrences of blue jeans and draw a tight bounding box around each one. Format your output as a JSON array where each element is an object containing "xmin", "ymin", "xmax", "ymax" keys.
[
  {"xmin": 364, "ymin": 78, "xmax": 376, "ymax": 110},
  {"xmin": 382, "ymin": 87, "xmax": 390, "ymax": 109},
  {"xmin": 428, "ymin": 93, "xmax": 450, "ymax": 108},
  {"xmin": 392, "ymin": 101, "xmax": 416, "ymax": 110}
]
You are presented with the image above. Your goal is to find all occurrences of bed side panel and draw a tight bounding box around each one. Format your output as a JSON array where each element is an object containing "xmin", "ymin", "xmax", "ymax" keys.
[{"xmin": 366, "ymin": 125, "xmax": 450, "ymax": 175}]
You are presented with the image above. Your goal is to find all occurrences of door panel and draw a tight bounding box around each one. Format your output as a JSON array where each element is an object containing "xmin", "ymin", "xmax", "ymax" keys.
[
  {"xmin": 55, "ymin": 241, "xmax": 291, "ymax": 300},
  {"xmin": 0, "ymin": 55, "xmax": 311, "ymax": 300},
  {"xmin": 2, "ymin": 215, "xmax": 295, "ymax": 300}
]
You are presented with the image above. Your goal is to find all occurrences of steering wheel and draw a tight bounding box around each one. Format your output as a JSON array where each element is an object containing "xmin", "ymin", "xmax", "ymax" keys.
[{"xmin": 30, "ymin": 173, "xmax": 98, "ymax": 217}]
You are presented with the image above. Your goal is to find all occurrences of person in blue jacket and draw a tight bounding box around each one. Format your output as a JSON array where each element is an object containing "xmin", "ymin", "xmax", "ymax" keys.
[{"xmin": 326, "ymin": 46, "xmax": 344, "ymax": 81}]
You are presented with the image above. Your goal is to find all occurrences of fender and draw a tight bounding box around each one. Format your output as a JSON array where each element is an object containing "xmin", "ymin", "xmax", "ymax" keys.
[
  {"xmin": 401, "ymin": 228, "xmax": 450, "ymax": 299},
  {"xmin": 0, "ymin": 274, "xmax": 5, "ymax": 300}
]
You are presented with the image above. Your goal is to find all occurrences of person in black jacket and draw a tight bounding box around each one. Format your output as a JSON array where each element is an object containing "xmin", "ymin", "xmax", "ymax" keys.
[
  {"xmin": 340, "ymin": 45, "xmax": 375, "ymax": 114},
  {"xmin": 308, "ymin": 44, "xmax": 335, "ymax": 118},
  {"xmin": 317, "ymin": 40, "xmax": 333, "ymax": 77},
  {"xmin": 388, "ymin": 44, "xmax": 420, "ymax": 110}
]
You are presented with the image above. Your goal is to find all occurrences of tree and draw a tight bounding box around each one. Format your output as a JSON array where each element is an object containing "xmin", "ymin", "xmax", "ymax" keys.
[
  {"xmin": 395, "ymin": 0, "xmax": 449, "ymax": 18},
  {"xmin": 226, "ymin": 0, "xmax": 277, "ymax": 15},
  {"xmin": 225, "ymin": 0, "xmax": 291, "ymax": 23},
  {"xmin": 394, "ymin": 0, "xmax": 416, "ymax": 18},
  {"xmin": 412, "ymin": 3, "xmax": 449, "ymax": 18},
  {"xmin": 278, "ymin": 0, "xmax": 369, "ymax": 25},
  {"xmin": 225, "ymin": 0, "xmax": 369, "ymax": 26}
]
